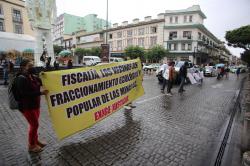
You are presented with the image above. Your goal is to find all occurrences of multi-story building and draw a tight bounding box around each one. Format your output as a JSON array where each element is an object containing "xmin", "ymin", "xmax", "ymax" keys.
[
  {"xmin": 73, "ymin": 5, "xmax": 231, "ymax": 64},
  {"xmin": 0, "ymin": 0, "xmax": 35, "ymax": 52},
  {"xmin": 164, "ymin": 5, "xmax": 224, "ymax": 64},
  {"xmin": 106, "ymin": 15, "xmax": 165, "ymax": 57},
  {"xmin": 53, "ymin": 13, "xmax": 108, "ymax": 47}
]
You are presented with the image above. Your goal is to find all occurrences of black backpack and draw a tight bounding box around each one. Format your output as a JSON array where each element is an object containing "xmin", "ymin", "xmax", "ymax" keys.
[{"xmin": 8, "ymin": 74, "xmax": 24, "ymax": 109}]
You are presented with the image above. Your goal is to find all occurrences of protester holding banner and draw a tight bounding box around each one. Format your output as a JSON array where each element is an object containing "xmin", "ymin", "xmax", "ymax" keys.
[{"xmin": 16, "ymin": 59, "xmax": 48, "ymax": 153}]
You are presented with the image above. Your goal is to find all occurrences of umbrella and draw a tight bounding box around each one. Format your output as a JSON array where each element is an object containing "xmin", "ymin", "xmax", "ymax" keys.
[
  {"xmin": 59, "ymin": 50, "xmax": 71, "ymax": 56},
  {"xmin": 216, "ymin": 63, "xmax": 225, "ymax": 68},
  {"xmin": 23, "ymin": 48, "xmax": 34, "ymax": 53}
]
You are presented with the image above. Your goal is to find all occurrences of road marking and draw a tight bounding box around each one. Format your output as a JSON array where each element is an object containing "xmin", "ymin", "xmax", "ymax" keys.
[{"xmin": 136, "ymin": 94, "xmax": 167, "ymax": 104}]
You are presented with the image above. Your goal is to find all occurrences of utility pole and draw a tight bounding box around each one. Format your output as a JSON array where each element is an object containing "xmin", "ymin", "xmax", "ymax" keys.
[{"xmin": 105, "ymin": 0, "xmax": 108, "ymax": 44}]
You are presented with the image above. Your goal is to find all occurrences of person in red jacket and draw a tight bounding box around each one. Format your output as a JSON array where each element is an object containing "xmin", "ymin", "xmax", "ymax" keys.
[{"xmin": 16, "ymin": 59, "xmax": 48, "ymax": 153}]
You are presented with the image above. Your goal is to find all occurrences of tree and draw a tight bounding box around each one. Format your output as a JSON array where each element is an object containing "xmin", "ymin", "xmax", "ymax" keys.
[
  {"xmin": 53, "ymin": 45, "xmax": 63, "ymax": 55},
  {"xmin": 90, "ymin": 47, "xmax": 101, "ymax": 57},
  {"xmin": 124, "ymin": 46, "xmax": 145, "ymax": 60},
  {"xmin": 241, "ymin": 50, "xmax": 250, "ymax": 65},
  {"xmin": 225, "ymin": 25, "xmax": 250, "ymax": 51},
  {"xmin": 147, "ymin": 45, "xmax": 168, "ymax": 63}
]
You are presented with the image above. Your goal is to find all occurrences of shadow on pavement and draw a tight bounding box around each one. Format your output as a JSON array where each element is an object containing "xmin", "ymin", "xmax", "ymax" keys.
[{"xmin": 56, "ymin": 110, "xmax": 142, "ymax": 165}]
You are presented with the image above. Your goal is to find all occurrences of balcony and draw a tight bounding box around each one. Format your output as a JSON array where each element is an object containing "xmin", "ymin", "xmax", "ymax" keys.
[
  {"xmin": 168, "ymin": 36, "xmax": 193, "ymax": 41},
  {"xmin": 12, "ymin": 17, "xmax": 22, "ymax": 23}
]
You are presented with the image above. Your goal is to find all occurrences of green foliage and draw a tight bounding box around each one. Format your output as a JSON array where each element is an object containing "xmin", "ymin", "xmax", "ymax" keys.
[
  {"xmin": 147, "ymin": 45, "xmax": 168, "ymax": 62},
  {"xmin": 124, "ymin": 46, "xmax": 145, "ymax": 60},
  {"xmin": 241, "ymin": 50, "xmax": 250, "ymax": 65},
  {"xmin": 74, "ymin": 47, "xmax": 101, "ymax": 58},
  {"xmin": 53, "ymin": 45, "xmax": 64, "ymax": 55},
  {"xmin": 89, "ymin": 47, "xmax": 101, "ymax": 57},
  {"xmin": 225, "ymin": 25, "xmax": 250, "ymax": 50}
]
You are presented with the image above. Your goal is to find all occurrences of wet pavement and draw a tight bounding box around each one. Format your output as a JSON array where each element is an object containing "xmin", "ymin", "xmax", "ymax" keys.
[{"xmin": 0, "ymin": 73, "xmax": 244, "ymax": 166}]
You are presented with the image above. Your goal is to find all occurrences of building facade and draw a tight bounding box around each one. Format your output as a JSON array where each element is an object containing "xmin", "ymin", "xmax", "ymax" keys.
[
  {"xmin": 163, "ymin": 5, "xmax": 227, "ymax": 64},
  {"xmin": 0, "ymin": 0, "xmax": 35, "ymax": 54},
  {"xmin": 53, "ymin": 13, "xmax": 108, "ymax": 47},
  {"xmin": 67, "ymin": 5, "xmax": 231, "ymax": 64},
  {"xmin": 0, "ymin": 0, "xmax": 33, "ymax": 35},
  {"xmin": 106, "ymin": 15, "xmax": 165, "ymax": 57}
]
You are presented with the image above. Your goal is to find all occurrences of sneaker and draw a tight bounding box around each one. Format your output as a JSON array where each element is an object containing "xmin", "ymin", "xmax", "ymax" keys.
[
  {"xmin": 28, "ymin": 145, "xmax": 43, "ymax": 153},
  {"xmin": 129, "ymin": 104, "xmax": 136, "ymax": 108},
  {"xmin": 37, "ymin": 140, "xmax": 47, "ymax": 148},
  {"xmin": 124, "ymin": 105, "xmax": 132, "ymax": 110},
  {"xmin": 166, "ymin": 93, "xmax": 173, "ymax": 96}
]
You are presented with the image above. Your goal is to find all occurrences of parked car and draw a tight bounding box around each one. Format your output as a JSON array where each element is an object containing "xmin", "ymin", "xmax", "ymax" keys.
[
  {"xmin": 204, "ymin": 66, "xmax": 217, "ymax": 77},
  {"xmin": 83, "ymin": 56, "xmax": 101, "ymax": 66},
  {"xmin": 175, "ymin": 61, "xmax": 193, "ymax": 72},
  {"xmin": 143, "ymin": 63, "xmax": 160, "ymax": 71},
  {"xmin": 110, "ymin": 57, "xmax": 124, "ymax": 62}
]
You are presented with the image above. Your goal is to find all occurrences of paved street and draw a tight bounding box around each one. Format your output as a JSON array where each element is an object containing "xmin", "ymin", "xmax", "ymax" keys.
[{"xmin": 0, "ymin": 73, "xmax": 244, "ymax": 166}]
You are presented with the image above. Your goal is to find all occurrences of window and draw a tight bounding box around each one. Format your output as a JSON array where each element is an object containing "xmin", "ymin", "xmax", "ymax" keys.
[
  {"xmin": 181, "ymin": 43, "xmax": 185, "ymax": 50},
  {"xmin": 169, "ymin": 43, "xmax": 177, "ymax": 50},
  {"xmin": 170, "ymin": 16, "xmax": 173, "ymax": 23},
  {"xmin": 0, "ymin": 4, "xmax": 3, "ymax": 15},
  {"xmin": 189, "ymin": 15, "xmax": 193, "ymax": 22},
  {"xmin": 0, "ymin": 19, "xmax": 4, "ymax": 31},
  {"xmin": 12, "ymin": 9, "xmax": 22, "ymax": 22},
  {"xmin": 202, "ymin": 35, "xmax": 206, "ymax": 41},
  {"xmin": 169, "ymin": 31, "xmax": 177, "ymax": 39},
  {"xmin": 175, "ymin": 16, "xmax": 178, "ymax": 23},
  {"xmin": 183, "ymin": 31, "xmax": 192, "ymax": 39},
  {"xmin": 150, "ymin": 27, "xmax": 157, "ymax": 33},
  {"xmin": 117, "ymin": 31, "xmax": 122, "ymax": 38},
  {"xmin": 150, "ymin": 36, "xmax": 157, "ymax": 46},
  {"xmin": 138, "ymin": 28, "xmax": 144, "ymax": 35},
  {"xmin": 173, "ymin": 44, "xmax": 177, "ymax": 50},
  {"xmin": 188, "ymin": 44, "xmax": 192, "ymax": 50},
  {"xmin": 117, "ymin": 40, "xmax": 122, "ymax": 50},
  {"xmin": 127, "ymin": 30, "xmax": 133, "ymax": 37},
  {"xmin": 109, "ymin": 33, "xmax": 113, "ymax": 39},
  {"xmin": 14, "ymin": 23, "xmax": 23, "ymax": 34},
  {"xmin": 138, "ymin": 38, "xmax": 144, "ymax": 47},
  {"xmin": 184, "ymin": 15, "xmax": 187, "ymax": 23},
  {"xmin": 109, "ymin": 41, "xmax": 113, "ymax": 51},
  {"xmin": 127, "ymin": 38, "xmax": 133, "ymax": 46},
  {"xmin": 198, "ymin": 32, "xmax": 202, "ymax": 40}
]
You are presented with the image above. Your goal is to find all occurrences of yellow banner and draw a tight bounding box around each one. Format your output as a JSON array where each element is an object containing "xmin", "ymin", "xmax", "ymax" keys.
[{"xmin": 41, "ymin": 59, "xmax": 144, "ymax": 139}]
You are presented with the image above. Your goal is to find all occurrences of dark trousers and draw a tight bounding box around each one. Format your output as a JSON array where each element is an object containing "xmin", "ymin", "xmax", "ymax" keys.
[
  {"xmin": 167, "ymin": 80, "xmax": 173, "ymax": 93},
  {"xmin": 162, "ymin": 78, "xmax": 167, "ymax": 90},
  {"xmin": 178, "ymin": 76, "xmax": 185, "ymax": 92}
]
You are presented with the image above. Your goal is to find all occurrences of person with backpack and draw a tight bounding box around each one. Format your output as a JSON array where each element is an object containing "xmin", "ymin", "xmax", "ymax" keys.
[
  {"xmin": 178, "ymin": 61, "xmax": 188, "ymax": 93},
  {"xmin": 14, "ymin": 59, "xmax": 48, "ymax": 153}
]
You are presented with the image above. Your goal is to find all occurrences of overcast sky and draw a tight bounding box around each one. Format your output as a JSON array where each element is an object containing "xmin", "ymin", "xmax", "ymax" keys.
[{"xmin": 56, "ymin": 0, "xmax": 250, "ymax": 57}]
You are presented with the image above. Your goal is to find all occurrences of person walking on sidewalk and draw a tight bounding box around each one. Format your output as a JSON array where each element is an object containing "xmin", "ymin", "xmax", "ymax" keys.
[
  {"xmin": 16, "ymin": 59, "xmax": 48, "ymax": 153},
  {"xmin": 161, "ymin": 62, "xmax": 169, "ymax": 93},
  {"xmin": 166, "ymin": 61, "xmax": 175, "ymax": 96},
  {"xmin": 178, "ymin": 61, "xmax": 188, "ymax": 93}
]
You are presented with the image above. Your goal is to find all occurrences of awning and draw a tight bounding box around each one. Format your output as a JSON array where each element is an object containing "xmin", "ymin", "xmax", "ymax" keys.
[{"xmin": 0, "ymin": 32, "xmax": 35, "ymax": 52}]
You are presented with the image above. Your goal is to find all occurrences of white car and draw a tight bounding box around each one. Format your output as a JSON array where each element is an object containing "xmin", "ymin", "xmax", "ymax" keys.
[
  {"xmin": 204, "ymin": 66, "xmax": 217, "ymax": 77},
  {"xmin": 110, "ymin": 57, "xmax": 124, "ymax": 62},
  {"xmin": 83, "ymin": 56, "xmax": 101, "ymax": 66},
  {"xmin": 143, "ymin": 63, "xmax": 160, "ymax": 71}
]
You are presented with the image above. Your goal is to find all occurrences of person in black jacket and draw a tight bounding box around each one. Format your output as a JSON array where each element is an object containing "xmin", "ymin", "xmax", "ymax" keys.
[
  {"xmin": 16, "ymin": 59, "xmax": 48, "ymax": 153},
  {"xmin": 178, "ymin": 61, "xmax": 188, "ymax": 93}
]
